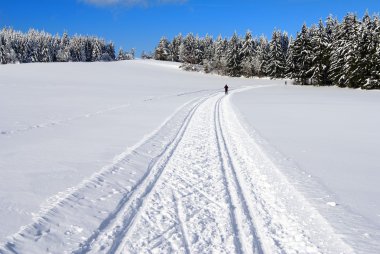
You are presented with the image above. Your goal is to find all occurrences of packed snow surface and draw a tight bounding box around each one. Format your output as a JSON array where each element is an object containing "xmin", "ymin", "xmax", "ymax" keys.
[
  {"xmin": 0, "ymin": 60, "xmax": 379, "ymax": 253},
  {"xmin": 0, "ymin": 60, "xmax": 255, "ymax": 243}
]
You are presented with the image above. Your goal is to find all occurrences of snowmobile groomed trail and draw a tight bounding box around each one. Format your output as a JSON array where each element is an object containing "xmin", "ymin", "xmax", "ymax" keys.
[{"xmin": 0, "ymin": 88, "xmax": 354, "ymax": 254}]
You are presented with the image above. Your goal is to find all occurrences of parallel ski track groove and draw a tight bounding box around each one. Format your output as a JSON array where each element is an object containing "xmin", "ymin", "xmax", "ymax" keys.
[
  {"xmin": 215, "ymin": 96, "xmax": 264, "ymax": 254},
  {"xmin": 213, "ymin": 96, "xmax": 244, "ymax": 254},
  {"xmin": 172, "ymin": 190, "xmax": 191, "ymax": 254},
  {"xmin": 73, "ymin": 93, "xmax": 215, "ymax": 254}
]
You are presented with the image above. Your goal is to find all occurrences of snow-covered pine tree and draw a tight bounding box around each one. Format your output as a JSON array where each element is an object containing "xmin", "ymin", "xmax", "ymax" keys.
[
  {"xmin": 356, "ymin": 12, "xmax": 376, "ymax": 88},
  {"xmin": 194, "ymin": 35, "xmax": 204, "ymax": 64},
  {"xmin": 292, "ymin": 24, "xmax": 313, "ymax": 85},
  {"xmin": 50, "ymin": 34, "xmax": 61, "ymax": 62},
  {"xmin": 285, "ymin": 36, "xmax": 295, "ymax": 78},
  {"xmin": 240, "ymin": 30, "xmax": 256, "ymax": 77},
  {"xmin": 1, "ymin": 29, "xmax": 9, "ymax": 64},
  {"xmin": 117, "ymin": 47, "xmax": 134, "ymax": 60},
  {"xmin": 56, "ymin": 32, "xmax": 70, "ymax": 62},
  {"xmin": 201, "ymin": 34, "xmax": 214, "ymax": 73},
  {"xmin": 281, "ymin": 31, "xmax": 289, "ymax": 71},
  {"xmin": 211, "ymin": 35, "xmax": 228, "ymax": 74},
  {"xmin": 118, "ymin": 48, "xmax": 125, "ymax": 60},
  {"xmin": 225, "ymin": 32, "xmax": 242, "ymax": 77},
  {"xmin": 308, "ymin": 20, "xmax": 332, "ymax": 86},
  {"xmin": 256, "ymin": 35, "xmax": 269, "ymax": 77},
  {"xmin": 179, "ymin": 33, "xmax": 198, "ymax": 64},
  {"xmin": 321, "ymin": 15, "xmax": 338, "ymax": 85},
  {"xmin": 330, "ymin": 13, "xmax": 360, "ymax": 87},
  {"xmin": 11, "ymin": 31, "xmax": 22, "ymax": 63},
  {"xmin": 40, "ymin": 32, "xmax": 53, "ymax": 62},
  {"xmin": 0, "ymin": 31, "xmax": 6, "ymax": 64},
  {"xmin": 91, "ymin": 39, "xmax": 103, "ymax": 62},
  {"xmin": 27, "ymin": 29, "xmax": 39, "ymax": 62},
  {"xmin": 68, "ymin": 36, "xmax": 82, "ymax": 62},
  {"xmin": 129, "ymin": 48, "xmax": 135, "ymax": 60},
  {"xmin": 4, "ymin": 29, "xmax": 18, "ymax": 64},
  {"xmin": 83, "ymin": 37, "xmax": 92, "ymax": 62},
  {"xmin": 202, "ymin": 34, "xmax": 214, "ymax": 63},
  {"xmin": 169, "ymin": 33, "xmax": 182, "ymax": 62},
  {"xmin": 154, "ymin": 36, "xmax": 170, "ymax": 61},
  {"xmin": 22, "ymin": 31, "xmax": 33, "ymax": 63},
  {"xmin": 105, "ymin": 41, "xmax": 115, "ymax": 61},
  {"xmin": 364, "ymin": 14, "xmax": 380, "ymax": 89},
  {"xmin": 342, "ymin": 14, "xmax": 361, "ymax": 88},
  {"xmin": 266, "ymin": 29, "xmax": 287, "ymax": 78}
]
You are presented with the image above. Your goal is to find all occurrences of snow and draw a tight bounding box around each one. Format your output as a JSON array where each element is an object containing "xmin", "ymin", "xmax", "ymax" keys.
[
  {"xmin": 0, "ymin": 60, "xmax": 379, "ymax": 253},
  {"xmin": 0, "ymin": 60, "xmax": 256, "ymax": 244},
  {"xmin": 231, "ymin": 84, "xmax": 380, "ymax": 252}
]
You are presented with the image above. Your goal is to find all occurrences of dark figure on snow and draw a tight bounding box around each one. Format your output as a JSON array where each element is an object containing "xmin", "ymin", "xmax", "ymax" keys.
[{"xmin": 224, "ymin": 84, "xmax": 229, "ymax": 95}]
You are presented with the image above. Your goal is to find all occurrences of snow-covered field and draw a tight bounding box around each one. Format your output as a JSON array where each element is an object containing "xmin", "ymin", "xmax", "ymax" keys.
[
  {"xmin": 0, "ymin": 60, "xmax": 379, "ymax": 253},
  {"xmin": 232, "ymin": 86, "xmax": 380, "ymax": 251}
]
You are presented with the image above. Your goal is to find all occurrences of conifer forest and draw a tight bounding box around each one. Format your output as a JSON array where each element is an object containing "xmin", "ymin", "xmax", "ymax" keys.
[
  {"xmin": 1, "ymin": 12, "xmax": 379, "ymax": 89},
  {"xmin": 0, "ymin": 29, "xmax": 135, "ymax": 64},
  {"xmin": 154, "ymin": 13, "xmax": 380, "ymax": 89}
]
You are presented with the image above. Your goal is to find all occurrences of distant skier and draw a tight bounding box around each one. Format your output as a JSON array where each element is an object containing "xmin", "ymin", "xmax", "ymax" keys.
[{"xmin": 224, "ymin": 84, "xmax": 229, "ymax": 95}]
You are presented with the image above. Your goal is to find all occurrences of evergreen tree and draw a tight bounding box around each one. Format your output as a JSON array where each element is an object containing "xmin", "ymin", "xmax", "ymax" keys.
[
  {"xmin": 212, "ymin": 35, "xmax": 228, "ymax": 74},
  {"xmin": 57, "ymin": 32, "xmax": 70, "ymax": 62},
  {"xmin": 330, "ymin": 13, "xmax": 360, "ymax": 87},
  {"xmin": 202, "ymin": 34, "xmax": 214, "ymax": 62},
  {"xmin": 169, "ymin": 33, "xmax": 182, "ymax": 62},
  {"xmin": 118, "ymin": 48, "xmax": 125, "ymax": 60},
  {"xmin": 365, "ymin": 14, "xmax": 380, "ymax": 89},
  {"xmin": 342, "ymin": 14, "xmax": 361, "ymax": 88},
  {"xmin": 91, "ymin": 39, "xmax": 103, "ymax": 62},
  {"xmin": 308, "ymin": 20, "xmax": 332, "ymax": 85},
  {"xmin": 194, "ymin": 35, "xmax": 204, "ymax": 64},
  {"xmin": 256, "ymin": 35, "xmax": 269, "ymax": 77},
  {"xmin": 179, "ymin": 33, "xmax": 198, "ymax": 64},
  {"xmin": 240, "ymin": 31, "xmax": 256, "ymax": 77},
  {"xmin": 154, "ymin": 36, "xmax": 170, "ymax": 61},
  {"xmin": 105, "ymin": 42, "xmax": 115, "ymax": 61},
  {"xmin": 281, "ymin": 31, "xmax": 289, "ymax": 65},
  {"xmin": 225, "ymin": 32, "xmax": 242, "ymax": 77},
  {"xmin": 356, "ymin": 12, "xmax": 376, "ymax": 88},
  {"xmin": 266, "ymin": 30, "xmax": 287, "ymax": 78},
  {"xmin": 0, "ymin": 31, "xmax": 6, "ymax": 64},
  {"xmin": 201, "ymin": 34, "xmax": 214, "ymax": 73},
  {"xmin": 292, "ymin": 24, "xmax": 313, "ymax": 85},
  {"xmin": 285, "ymin": 36, "xmax": 295, "ymax": 78}
]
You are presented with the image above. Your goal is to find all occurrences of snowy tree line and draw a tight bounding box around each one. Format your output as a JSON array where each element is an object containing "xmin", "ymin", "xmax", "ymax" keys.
[
  {"xmin": 0, "ymin": 28, "xmax": 135, "ymax": 64},
  {"xmin": 154, "ymin": 12, "xmax": 380, "ymax": 89}
]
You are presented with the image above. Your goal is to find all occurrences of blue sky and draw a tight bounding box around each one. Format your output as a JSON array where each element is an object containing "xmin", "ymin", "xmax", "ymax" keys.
[{"xmin": 1, "ymin": 0, "xmax": 379, "ymax": 55}]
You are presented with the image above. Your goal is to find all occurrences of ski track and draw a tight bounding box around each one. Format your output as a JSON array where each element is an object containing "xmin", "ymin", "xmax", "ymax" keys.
[
  {"xmin": 0, "ymin": 87, "xmax": 355, "ymax": 254},
  {"xmin": 214, "ymin": 96, "xmax": 263, "ymax": 254},
  {"xmin": 0, "ymin": 104, "xmax": 130, "ymax": 136},
  {"xmin": 0, "ymin": 89, "xmax": 216, "ymax": 136}
]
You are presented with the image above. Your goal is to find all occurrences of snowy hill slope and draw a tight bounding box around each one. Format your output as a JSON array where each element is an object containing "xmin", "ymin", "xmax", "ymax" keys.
[
  {"xmin": 0, "ymin": 60, "xmax": 379, "ymax": 253},
  {"xmin": 0, "ymin": 60, "xmax": 259, "ymax": 243}
]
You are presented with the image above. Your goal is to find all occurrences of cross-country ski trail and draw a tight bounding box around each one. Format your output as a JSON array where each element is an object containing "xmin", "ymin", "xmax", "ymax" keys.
[{"xmin": 0, "ymin": 87, "xmax": 354, "ymax": 254}]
